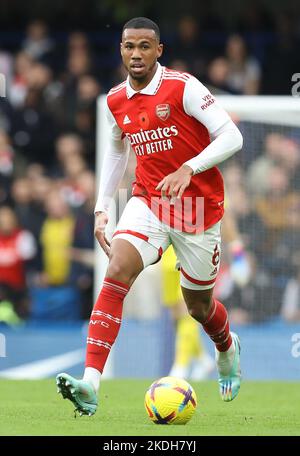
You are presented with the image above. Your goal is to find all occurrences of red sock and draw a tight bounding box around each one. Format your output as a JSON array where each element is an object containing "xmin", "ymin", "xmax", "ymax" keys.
[
  {"xmin": 202, "ymin": 299, "xmax": 232, "ymax": 352},
  {"xmin": 85, "ymin": 277, "xmax": 129, "ymax": 373}
]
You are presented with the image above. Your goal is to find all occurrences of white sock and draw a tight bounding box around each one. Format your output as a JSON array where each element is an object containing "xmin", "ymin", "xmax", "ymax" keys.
[
  {"xmin": 83, "ymin": 367, "xmax": 101, "ymax": 393},
  {"xmin": 215, "ymin": 341, "xmax": 235, "ymax": 376}
]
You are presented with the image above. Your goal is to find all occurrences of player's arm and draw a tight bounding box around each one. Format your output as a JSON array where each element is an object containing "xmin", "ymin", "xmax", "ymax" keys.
[
  {"xmin": 182, "ymin": 77, "xmax": 243, "ymax": 174},
  {"xmin": 94, "ymin": 100, "xmax": 129, "ymax": 256},
  {"xmin": 156, "ymin": 77, "xmax": 243, "ymax": 199}
]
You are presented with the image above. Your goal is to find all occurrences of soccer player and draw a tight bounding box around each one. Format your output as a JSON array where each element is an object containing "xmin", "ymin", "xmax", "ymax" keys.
[{"xmin": 56, "ymin": 17, "xmax": 243, "ymax": 416}]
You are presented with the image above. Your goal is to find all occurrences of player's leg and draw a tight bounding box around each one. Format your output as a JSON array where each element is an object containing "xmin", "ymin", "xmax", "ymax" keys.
[
  {"xmin": 83, "ymin": 238, "xmax": 145, "ymax": 381},
  {"xmin": 161, "ymin": 246, "xmax": 213, "ymax": 379},
  {"xmin": 57, "ymin": 238, "xmax": 146, "ymax": 415},
  {"xmin": 181, "ymin": 286, "xmax": 241, "ymax": 401},
  {"xmin": 57, "ymin": 197, "xmax": 169, "ymax": 415},
  {"xmin": 171, "ymin": 221, "xmax": 241, "ymax": 401}
]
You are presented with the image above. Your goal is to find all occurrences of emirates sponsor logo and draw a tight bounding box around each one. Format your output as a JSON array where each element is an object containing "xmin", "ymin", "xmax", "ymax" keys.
[
  {"xmin": 125, "ymin": 125, "xmax": 178, "ymax": 146},
  {"xmin": 156, "ymin": 103, "xmax": 171, "ymax": 121}
]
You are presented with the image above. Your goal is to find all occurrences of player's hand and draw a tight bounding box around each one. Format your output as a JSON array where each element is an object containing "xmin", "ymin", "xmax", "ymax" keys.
[
  {"xmin": 94, "ymin": 211, "xmax": 110, "ymax": 257},
  {"xmin": 155, "ymin": 165, "xmax": 193, "ymax": 201}
]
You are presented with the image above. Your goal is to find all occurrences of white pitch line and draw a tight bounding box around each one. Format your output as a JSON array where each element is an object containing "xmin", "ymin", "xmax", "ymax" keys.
[{"xmin": 0, "ymin": 348, "xmax": 85, "ymax": 379}]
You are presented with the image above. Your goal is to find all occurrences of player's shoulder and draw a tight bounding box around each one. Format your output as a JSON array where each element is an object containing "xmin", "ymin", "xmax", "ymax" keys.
[
  {"xmin": 107, "ymin": 80, "xmax": 127, "ymax": 98},
  {"xmin": 163, "ymin": 67, "xmax": 193, "ymax": 84}
]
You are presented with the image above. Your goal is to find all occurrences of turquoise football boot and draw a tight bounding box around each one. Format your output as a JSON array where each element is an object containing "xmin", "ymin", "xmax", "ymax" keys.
[
  {"xmin": 56, "ymin": 373, "xmax": 98, "ymax": 416},
  {"xmin": 217, "ymin": 332, "xmax": 241, "ymax": 402}
]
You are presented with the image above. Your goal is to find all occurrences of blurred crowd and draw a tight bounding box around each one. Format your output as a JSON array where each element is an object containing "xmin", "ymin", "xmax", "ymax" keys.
[
  {"xmin": 0, "ymin": 12, "xmax": 300, "ymax": 325},
  {"xmin": 218, "ymin": 130, "xmax": 300, "ymax": 324}
]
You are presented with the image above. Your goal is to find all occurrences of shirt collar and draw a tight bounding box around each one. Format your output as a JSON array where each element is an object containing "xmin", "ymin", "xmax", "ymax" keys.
[{"xmin": 126, "ymin": 62, "xmax": 163, "ymax": 99}]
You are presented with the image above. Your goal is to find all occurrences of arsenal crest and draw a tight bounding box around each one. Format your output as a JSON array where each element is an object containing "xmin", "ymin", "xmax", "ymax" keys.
[{"xmin": 156, "ymin": 104, "xmax": 170, "ymax": 121}]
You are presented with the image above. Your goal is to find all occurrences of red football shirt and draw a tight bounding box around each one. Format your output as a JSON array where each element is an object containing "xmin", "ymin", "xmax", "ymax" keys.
[{"xmin": 106, "ymin": 63, "xmax": 231, "ymax": 233}]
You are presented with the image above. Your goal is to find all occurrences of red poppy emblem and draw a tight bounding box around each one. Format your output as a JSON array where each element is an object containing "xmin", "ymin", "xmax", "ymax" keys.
[{"xmin": 138, "ymin": 112, "xmax": 150, "ymax": 129}]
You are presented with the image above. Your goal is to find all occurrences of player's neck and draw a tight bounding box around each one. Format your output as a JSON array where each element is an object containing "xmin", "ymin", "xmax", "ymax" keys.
[{"xmin": 129, "ymin": 62, "xmax": 158, "ymax": 92}]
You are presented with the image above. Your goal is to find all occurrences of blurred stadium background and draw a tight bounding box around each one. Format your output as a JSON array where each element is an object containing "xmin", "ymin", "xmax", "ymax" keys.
[{"xmin": 0, "ymin": 0, "xmax": 300, "ymax": 383}]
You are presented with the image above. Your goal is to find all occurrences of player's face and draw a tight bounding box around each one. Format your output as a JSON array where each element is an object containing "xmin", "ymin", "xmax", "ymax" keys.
[{"xmin": 121, "ymin": 28, "xmax": 163, "ymax": 85}]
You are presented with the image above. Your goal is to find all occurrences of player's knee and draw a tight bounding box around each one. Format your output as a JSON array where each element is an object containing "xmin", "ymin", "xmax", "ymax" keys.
[
  {"xmin": 106, "ymin": 260, "xmax": 140, "ymax": 286},
  {"xmin": 187, "ymin": 297, "xmax": 212, "ymax": 323}
]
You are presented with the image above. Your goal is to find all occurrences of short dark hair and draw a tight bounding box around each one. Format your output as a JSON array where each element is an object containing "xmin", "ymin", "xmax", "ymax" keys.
[{"xmin": 122, "ymin": 17, "xmax": 160, "ymax": 41}]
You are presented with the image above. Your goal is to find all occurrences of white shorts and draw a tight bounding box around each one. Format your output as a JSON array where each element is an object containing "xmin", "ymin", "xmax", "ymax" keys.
[{"xmin": 113, "ymin": 197, "xmax": 222, "ymax": 291}]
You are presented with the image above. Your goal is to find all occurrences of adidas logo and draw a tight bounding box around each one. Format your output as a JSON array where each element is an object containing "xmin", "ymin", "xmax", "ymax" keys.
[{"xmin": 123, "ymin": 115, "xmax": 131, "ymax": 125}]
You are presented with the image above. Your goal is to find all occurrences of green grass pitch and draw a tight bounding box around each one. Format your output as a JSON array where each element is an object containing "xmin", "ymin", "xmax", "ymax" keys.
[{"xmin": 0, "ymin": 379, "xmax": 299, "ymax": 436}]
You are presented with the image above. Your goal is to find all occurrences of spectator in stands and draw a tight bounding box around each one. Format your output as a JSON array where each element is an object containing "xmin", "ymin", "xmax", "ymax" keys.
[
  {"xmin": 269, "ymin": 214, "xmax": 300, "ymax": 289},
  {"xmin": 74, "ymin": 74, "xmax": 101, "ymax": 161},
  {"xmin": 255, "ymin": 165, "xmax": 300, "ymax": 232},
  {"xmin": 216, "ymin": 189, "xmax": 281, "ymax": 324},
  {"xmin": 77, "ymin": 74, "xmax": 101, "ymax": 105},
  {"xmin": 61, "ymin": 33, "xmax": 94, "ymax": 129},
  {"xmin": 59, "ymin": 153, "xmax": 88, "ymax": 208},
  {"xmin": 29, "ymin": 175, "xmax": 53, "ymax": 215},
  {"xmin": 39, "ymin": 190, "xmax": 74, "ymax": 287},
  {"xmin": 0, "ymin": 206, "xmax": 36, "ymax": 321},
  {"xmin": 69, "ymin": 170, "xmax": 96, "ymax": 319},
  {"xmin": 223, "ymin": 253, "xmax": 282, "ymax": 324},
  {"xmin": 22, "ymin": 20, "xmax": 55, "ymax": 63},
  {"xmin": 11, "ymin": 177, "xmax": 44, "ymax": 242},
  {"xmin": 205, "ymin": 57, "xmax": 238, "ymax": 94},
  {"xmin": 168, "ymin": 16, "xmax": 209, "ymax": 79},
  {"xmin": 279, "ymin": 136, "xmax": 300, "ymax": 191},
  {"xmin": 0, "ymin": 130, "xmax": 27, "ymax": 199},
  {"xmin": 237, "ymin": 2, "xmax": 275, "ymax": 33},
  {"xmin": 246, "ymin": 133, "xmax": 286, "ymax": 196},
  {"xmin": 66, "ymin": 48, "xmax": 93, "ymax": 81},
  {"xmin": 0, "ymin": 48, "xmax": 13, "ymax": 96},
  {"xmin": 12, "ymin": 169, "xmax": 50, "ymax": 277},
  {"xmin": 262, "ymin": 12, "xmax": 300, "ymax": 94},
  {"xmin": 25, "ymin": 162, "xmax": 45, "ymax": 179},
  {"xmin": 67, "ymin": 31, "xmax": 90, "ymax": 56},
  {"xmin": 9, "ymin": 52, "xmax": 33, "ymax": 108},
  {"xmin": 0, "ymin": 130, "xmax": 14, "ymax": 201},
  {"xmin": 10, "ymin": 62, "xmax": 57, "ymax": 165},
  {"xmin": 223, "ymin": 184, "xmax": 268, "ymax": 264},
  {"xmin": 225, "ymin": 34, "xmax": 261, "ymax": 95},
  {"xmin": 222, "ymin": 162, "xmax": 246, "ymax": 196},
  {"xmin": 52, "ymin": 133, "xmax": 85, "ymax": 177}
]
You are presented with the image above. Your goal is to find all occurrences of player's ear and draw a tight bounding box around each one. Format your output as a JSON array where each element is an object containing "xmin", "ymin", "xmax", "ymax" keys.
[{"xmin": 157, "ymin": 43, "xmax": 163, "ymax": 59}]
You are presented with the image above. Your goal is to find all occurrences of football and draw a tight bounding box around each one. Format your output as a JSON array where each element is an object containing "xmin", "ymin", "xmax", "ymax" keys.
[{"xmin": 144, "ymin": 376, "xmax": 197, "ymax": 425}]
